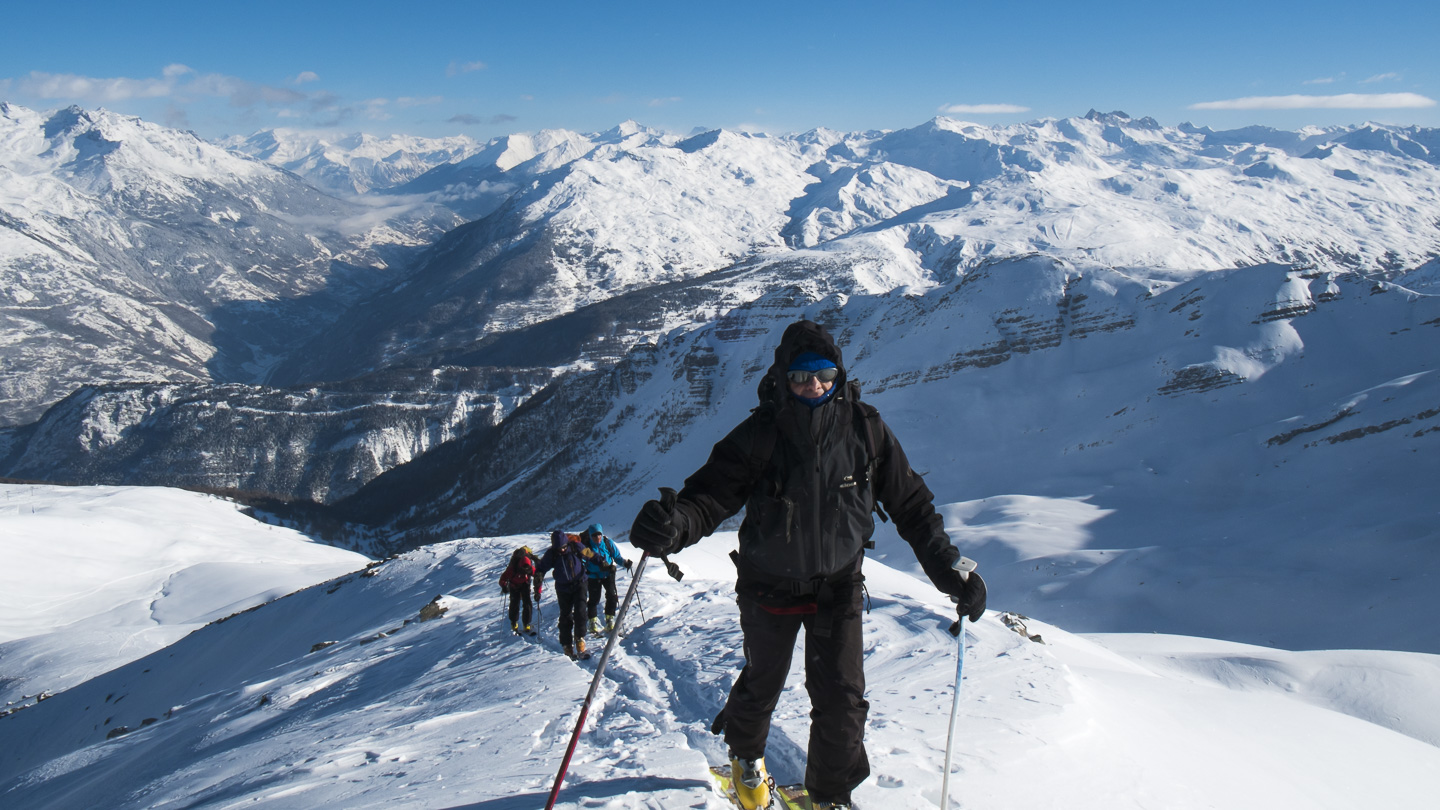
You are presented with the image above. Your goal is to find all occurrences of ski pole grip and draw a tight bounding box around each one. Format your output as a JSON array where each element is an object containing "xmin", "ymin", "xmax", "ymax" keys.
[
  {"xmin": 952, "ymin": 555, "xmax": 977, "ymax": 582},
  {"xmin": 947, "ymin": 556, "xmax": 977, "ymax": 636}
]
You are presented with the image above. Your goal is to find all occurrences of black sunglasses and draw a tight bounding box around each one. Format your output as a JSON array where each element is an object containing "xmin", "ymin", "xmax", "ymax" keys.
[{"xmin": 786, "ymin": 367, "xmax": 839, "ymax": 385}]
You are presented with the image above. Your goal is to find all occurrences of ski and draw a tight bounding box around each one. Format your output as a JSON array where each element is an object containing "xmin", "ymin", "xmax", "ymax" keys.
[{"xmin": 774, "ymin": 782, "xmax": 810, "ymax": 809}]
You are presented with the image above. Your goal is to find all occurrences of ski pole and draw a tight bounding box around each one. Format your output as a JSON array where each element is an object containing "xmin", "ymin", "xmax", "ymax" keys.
[
  {"xmin": 544, "ymin": 552, "xmax": 652, "ymax": 810},
  {"xmin": 941, "ymin": 556, "xmax": 978, "ymax": 810}
]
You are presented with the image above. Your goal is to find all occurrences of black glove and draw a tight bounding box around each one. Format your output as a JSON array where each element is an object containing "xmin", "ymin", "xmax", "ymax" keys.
[
  {"xmin": 630, "ymin": 487, "xmax": 683, "ymax": 556},
  {"xmin": 954, "ymin": 571, "xmax": 987, "ymax": 624},
  {"xmin": 500, "ymin": 583, "xmax": 509, "ymax": 594},
  {"xmin": 622, "ymin": 558, "xmax": 633, "ymax": 571}
]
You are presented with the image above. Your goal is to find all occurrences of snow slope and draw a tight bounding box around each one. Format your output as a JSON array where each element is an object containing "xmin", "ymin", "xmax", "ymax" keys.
[
  {"xmin": 0, "ymin": 484, "xmax": 367, "ymax": 707},
  {"xmin": 1, "ymin": 489, "xmax": 1438, "ymax": 809}
]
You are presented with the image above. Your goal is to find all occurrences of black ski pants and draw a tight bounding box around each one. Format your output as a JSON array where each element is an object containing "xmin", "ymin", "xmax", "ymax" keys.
[
  {"xmin": 586, "ymin": 573, "xmax": 619, "ymax": 621},
  {"xmin": 507, "ymin": 588, "xmax": 534, "ymax": 628},
  {"xmin": 554, "ymin": 584, "xmax": 588, "ymax": 647},
  {"xmin": 722, "ymin": 582, "xmax": 869, "ymax": 803}
]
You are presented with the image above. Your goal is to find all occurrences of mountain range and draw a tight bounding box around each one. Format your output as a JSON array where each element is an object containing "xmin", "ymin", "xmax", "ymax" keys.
[{"xmin": 2, "ymin": 104, "xmax": 1438, "ymax": 576}]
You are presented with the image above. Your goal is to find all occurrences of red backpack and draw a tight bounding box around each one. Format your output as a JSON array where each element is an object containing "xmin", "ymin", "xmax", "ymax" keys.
[{"xmin": 500, "ymin": 548, "xmax": 537, "ymax": 590}]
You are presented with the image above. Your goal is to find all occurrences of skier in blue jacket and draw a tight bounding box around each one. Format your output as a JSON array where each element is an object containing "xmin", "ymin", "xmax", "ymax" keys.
[{"xmin": 580, "ymin": 523, "xmax": 631, "ymax": 634}]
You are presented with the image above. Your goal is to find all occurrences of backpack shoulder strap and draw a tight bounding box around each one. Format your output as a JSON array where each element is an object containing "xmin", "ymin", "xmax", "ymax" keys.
[
  {"xmin": 747, "ymin": 402, "xmax": 779, "ymax": 477},
  {"xmin": 848, "ymin": 385, "xmax": 889, "ymax": 528}
]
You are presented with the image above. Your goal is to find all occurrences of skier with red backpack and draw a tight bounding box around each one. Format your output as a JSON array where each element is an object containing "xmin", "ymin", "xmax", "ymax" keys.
[
  {"xmin": 498, "ymin": 546, "xmax": 541, "ymax": 635},
  {"xmin": 534, "ymin": 530, "xmax": 595, "ymax": 659}
]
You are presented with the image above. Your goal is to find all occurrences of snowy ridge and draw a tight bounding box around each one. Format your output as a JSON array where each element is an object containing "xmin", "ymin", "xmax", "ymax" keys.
[
  {"xmin": 0, "ymin": 485, "xmax": 365, "ymax": 706},
  {"xmin": 1, "ymin": 498, "xmax": 1437, "ymax": 809}
]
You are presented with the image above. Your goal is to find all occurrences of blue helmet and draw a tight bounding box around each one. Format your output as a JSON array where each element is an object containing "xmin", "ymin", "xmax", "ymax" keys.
[{"xmin": 587, "ymin": 523, "xmax": 603, "ymax": 536}]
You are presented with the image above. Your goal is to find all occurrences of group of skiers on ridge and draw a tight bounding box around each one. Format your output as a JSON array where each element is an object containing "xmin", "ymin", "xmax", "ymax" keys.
[{"xmin": 497, "ymin": 523, "xmax": 630, "ymax": 660}]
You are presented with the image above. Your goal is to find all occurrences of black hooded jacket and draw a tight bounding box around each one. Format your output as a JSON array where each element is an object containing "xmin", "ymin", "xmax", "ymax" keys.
[{"xmin": 671, "ymin": 320, "xmax": 963, "ymax": 605}]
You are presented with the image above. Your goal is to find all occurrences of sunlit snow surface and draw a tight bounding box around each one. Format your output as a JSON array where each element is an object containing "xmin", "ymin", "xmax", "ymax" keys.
[
  {"xmin": 2, "ymin": 485, "xmax": 1438, "ymax": 809},
  {"xmin": 0, "ymin": 485, "xmax": 367, "ymax": 704}
]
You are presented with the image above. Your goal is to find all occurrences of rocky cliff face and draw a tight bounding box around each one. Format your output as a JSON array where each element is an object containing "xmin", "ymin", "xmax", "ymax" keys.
[{"xmin": 0, "ymin": 368, "xmax": 549, "ymax": 503}]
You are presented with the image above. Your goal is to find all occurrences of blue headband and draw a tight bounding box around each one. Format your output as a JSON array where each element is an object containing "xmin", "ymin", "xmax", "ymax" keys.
[{"xmin": 788, "ymin": 351, "xmax": 836, "ymax": 372}]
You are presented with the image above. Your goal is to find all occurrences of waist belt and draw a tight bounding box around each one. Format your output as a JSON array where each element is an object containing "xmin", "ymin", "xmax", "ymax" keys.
[{"xmin": 731, "ymin": 550, "xmax": 855, "ymax": 637}]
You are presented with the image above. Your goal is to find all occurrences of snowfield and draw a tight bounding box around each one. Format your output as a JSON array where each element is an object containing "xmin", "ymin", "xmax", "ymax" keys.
[
  {"xmin": 2, "ymin": 485, "xmax": 1438, "ymax": 809},
  {"xmin": 0, "ymin": 485, "xmax": 367, "ymax": 706}
]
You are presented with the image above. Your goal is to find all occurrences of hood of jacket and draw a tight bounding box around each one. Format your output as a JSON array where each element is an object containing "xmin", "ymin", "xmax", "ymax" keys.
[{"xmin": 757, "ymin": 319, "xmax": 847, "ymax": 408}]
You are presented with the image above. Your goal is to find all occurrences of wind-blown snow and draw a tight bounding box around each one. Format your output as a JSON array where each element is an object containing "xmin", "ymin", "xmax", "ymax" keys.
[{"xmin": 2, "ymin": 486, "xmax": 1438, "ymax": 809}]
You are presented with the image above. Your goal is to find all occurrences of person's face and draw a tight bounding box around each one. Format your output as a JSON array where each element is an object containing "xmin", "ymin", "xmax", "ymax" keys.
[{"xmin": 787, "ymin": 371, "xmax": 835, "ymax": 399}]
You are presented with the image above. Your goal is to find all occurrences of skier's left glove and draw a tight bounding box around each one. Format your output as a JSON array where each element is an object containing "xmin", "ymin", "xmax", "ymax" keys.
[
  {"xmin": 622, "ymin": 558, "xmax": 633, "ymax": 571},
  {"xmin": 952, "ymin": 571, "xmax": 987, "ymax": 624}
]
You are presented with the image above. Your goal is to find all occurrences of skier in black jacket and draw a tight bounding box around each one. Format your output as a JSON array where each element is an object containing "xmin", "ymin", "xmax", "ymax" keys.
[{"xmin": 629, "ymin": 319, "xmax": 987, "ymax": 810}]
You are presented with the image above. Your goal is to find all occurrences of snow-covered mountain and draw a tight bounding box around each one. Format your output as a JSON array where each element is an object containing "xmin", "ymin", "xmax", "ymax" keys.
[
  {"xmin": 0, "ymin": 103, "xmax": 461, "ymax": 425},
  {"xmin": 2, "ymin": 485, "xmax": 1438, "ymax": 809},
  {"xmin": 266, "ymin": 111, "xmax": 1440, "ymax": 387},
  {"xmin": 220, "ymin": 128, "xmax": 485, "ymax": 196}
]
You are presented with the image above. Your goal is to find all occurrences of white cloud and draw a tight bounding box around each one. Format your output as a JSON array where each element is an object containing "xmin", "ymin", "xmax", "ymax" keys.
[
  {"xmin": 396, "ymin": 96, "xmax": 444, "ymax": 108},
  {"xmin": 939, "ymin": 103, "xmax": 1031, "ymax": 115},
  {"xmin": 648, "ymin": 97, "xmax": 683, "ymax": 107},
  {"xmin": 1361, "ymin": 72, "xmax": 1401, "ymax": 84},
  {"xmin": 446, "ymin": 60, "xmax": 488, "ymax": 77},
  {"xmin": 1189, "ymin": 93, "xmax": 1436, "ymax": 111},
  {"xmin": 12, "ymin": 65, "xmax": 319, "ymax": 112},
  {"xmin": 290, "ymin": 71, "xmax": 320, "ymax": 85},
  {"xmin": 18, "ymin": 70, "xmax": 181, "ymax": 102},
  {"xmin": 361, "ymin": 98, "xmax": 393, "ymax": 121},
  {"xmin": 1303, "ymin": 76, "xmax": 1339, "ymax": 85}
]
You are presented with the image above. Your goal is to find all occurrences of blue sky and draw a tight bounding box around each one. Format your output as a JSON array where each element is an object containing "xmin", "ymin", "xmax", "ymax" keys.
[{"xmin": 3, "ymin": 0, "xmax": 1436, "ymax": 140}]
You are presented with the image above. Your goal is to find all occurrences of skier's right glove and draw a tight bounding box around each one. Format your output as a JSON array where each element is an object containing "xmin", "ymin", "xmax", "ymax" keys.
[
  {"xmin": 630, "ymin": 487, "xmax": 683, "ymax": 556},
  {"xmin": 500, "ymin": 583, "xmax": 509, "ymax": 595}
]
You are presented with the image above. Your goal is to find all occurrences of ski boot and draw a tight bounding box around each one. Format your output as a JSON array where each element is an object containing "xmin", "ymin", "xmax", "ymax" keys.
[
  {"xmin": 511, "ymin": 621, "xmax": 520, "ymax": 634},
  {"xmin": 576, "ymin": 638, "xmax": 590, "ymax": 659},
  {"xmin": 729, "ymin": 754, "xmax": 772, "ymax": 810},
  {"xmin": 563, "ymin": 643, "xmax": 577, "ymax": 660},
  {"xmin": 589, "ymin": 616, "xmax": 604, "ymax": 636},
  {"xmin": 605, "ymin": 614, "xmax": 616, "ymax": 632},
  {"xmin": 524, "ymin": 623, "xmax": 536, "ymax": 636}
]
